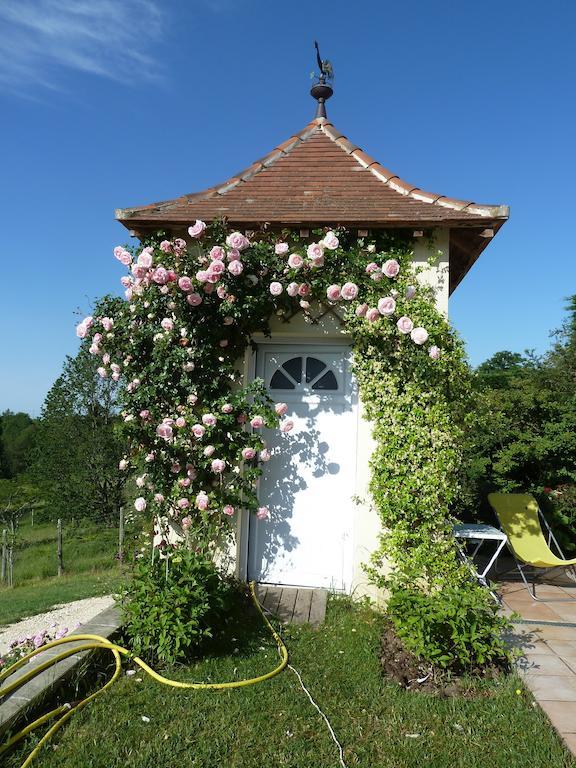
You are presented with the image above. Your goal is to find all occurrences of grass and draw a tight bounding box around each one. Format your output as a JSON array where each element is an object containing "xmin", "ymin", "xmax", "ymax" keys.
[
  {"xmin": 4, "ymin": 596, "xmax": 574, "ymax": 768},
  {"xmin": 0, "ymin": 517, "xmax": 127, "ymax": 627}
]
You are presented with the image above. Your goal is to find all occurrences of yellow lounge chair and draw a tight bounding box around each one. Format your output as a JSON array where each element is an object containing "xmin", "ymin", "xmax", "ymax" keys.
[{"xmin": 488, "ymin": 492, "xmax": 576, "ymax": 601}]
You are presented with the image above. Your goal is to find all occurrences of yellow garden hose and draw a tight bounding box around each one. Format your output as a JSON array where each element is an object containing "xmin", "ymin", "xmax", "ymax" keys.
[{"xmin": 0, "ymin": 582, "xmax": 288, "ymax": 767}]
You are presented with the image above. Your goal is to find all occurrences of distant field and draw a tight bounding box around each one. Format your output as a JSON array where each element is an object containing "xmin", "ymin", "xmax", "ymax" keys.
[{"xmin": 0, "ymin": 518, "xmax": 130, "ymax": 626}]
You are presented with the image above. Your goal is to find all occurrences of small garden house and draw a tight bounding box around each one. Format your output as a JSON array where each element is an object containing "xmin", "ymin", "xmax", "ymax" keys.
[{"xmin": 116, "ymin": 81, "xmax": 508, "ymax": 598}]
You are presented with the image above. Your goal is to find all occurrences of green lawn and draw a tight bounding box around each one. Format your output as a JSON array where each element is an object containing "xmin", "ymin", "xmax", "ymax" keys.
[
  {"xmin": 5, "ymin": 597, "xmax": 574, "ymax": 768},
  {"xmin": 0, "ymin": 518, "xmax": 127, "ymax": 626}
]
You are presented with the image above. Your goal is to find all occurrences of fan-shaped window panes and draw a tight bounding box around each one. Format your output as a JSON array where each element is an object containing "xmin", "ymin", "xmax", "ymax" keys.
[
  {"xmin": 270, "ymin": 370, "xmax": 295, "ymax": 390},
  {"xmin": 312, "ymin": 371, "xmax": 338, "ymax": 390},
  {"xmin": 283, "ymin": 357, "xmax": 303, "ymax": 383},
  {"xmin": 305, "ymin": 357, "xmax": 326, "ymax": 382}
]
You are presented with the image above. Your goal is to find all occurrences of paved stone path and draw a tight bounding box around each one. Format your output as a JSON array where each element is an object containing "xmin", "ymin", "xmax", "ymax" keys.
[{"xmin": 502, "ymin": 581, "xmax": 576, "ymax": 755}]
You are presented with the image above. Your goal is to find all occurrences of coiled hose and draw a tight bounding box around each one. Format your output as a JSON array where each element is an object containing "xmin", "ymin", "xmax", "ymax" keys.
[{"xmin": 0, "ymin": 581, "xmax": 288, "ymax": 767}]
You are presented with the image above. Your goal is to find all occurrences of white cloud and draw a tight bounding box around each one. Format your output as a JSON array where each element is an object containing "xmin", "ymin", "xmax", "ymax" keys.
[{"xmin": 0, "ymin": 0, "xmax": 166, "ymax": 94}]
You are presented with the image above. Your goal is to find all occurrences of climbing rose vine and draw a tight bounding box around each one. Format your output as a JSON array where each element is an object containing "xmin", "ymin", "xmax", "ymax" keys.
[{"xmin": 77, "ymin": 221, "xmax": 450, "ymax": 558}]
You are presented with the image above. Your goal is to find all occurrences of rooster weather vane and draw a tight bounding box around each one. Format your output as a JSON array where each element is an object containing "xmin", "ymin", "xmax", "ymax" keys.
[{"xmin": 310, "ymin": 41, "xmax": 334, "ymax": 118}]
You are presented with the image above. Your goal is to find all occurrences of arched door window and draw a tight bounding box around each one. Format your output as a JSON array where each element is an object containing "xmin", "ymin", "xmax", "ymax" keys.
[{"xmin": 269, "ymin": 356, "xmax": 339, "ymax": 392}]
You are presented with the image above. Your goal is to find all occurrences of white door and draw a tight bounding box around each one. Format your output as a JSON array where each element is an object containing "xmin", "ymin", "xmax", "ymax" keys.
[{"xmin": 248, "ymin": 344, "xmax": 358, "ymax": 591}]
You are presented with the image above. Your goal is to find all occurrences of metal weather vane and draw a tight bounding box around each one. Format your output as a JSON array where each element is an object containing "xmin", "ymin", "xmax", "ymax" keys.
[
  {"xmin": 310, "ymin": 41, "xmax": 334, "ymax": 118},
  {"xmin": 312, "ymin": 40, "xmax": 334, "ymax": 84}
]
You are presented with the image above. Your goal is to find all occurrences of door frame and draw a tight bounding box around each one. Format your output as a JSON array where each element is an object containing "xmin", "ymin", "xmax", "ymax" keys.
[{"xmin": 236, "ymin": 336, "xmax": 358, "ymax": 588}]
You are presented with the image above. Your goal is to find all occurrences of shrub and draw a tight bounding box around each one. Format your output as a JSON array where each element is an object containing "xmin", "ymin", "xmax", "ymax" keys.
[
  {"xmin": 120, "ymin": 549, "xmax": 234, "ymax": 666},
  {"xmin": 385, "ymin": 584, "xmax": 513, "ymax": 674}
]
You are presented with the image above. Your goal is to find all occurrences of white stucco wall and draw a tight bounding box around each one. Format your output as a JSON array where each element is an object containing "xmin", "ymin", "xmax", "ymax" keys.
[{"xmin": 233, "ymin": 230, "xmax": 450, "ymax": 601}]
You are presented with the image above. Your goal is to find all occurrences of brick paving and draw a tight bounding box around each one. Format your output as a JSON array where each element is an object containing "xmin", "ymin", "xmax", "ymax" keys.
[{"xmin": 502, "ymin": 580, "xmax": 576, "ymax": 754}]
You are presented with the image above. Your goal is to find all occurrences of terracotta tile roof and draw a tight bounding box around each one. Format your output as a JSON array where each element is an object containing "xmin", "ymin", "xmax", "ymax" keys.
[
  {"xmin": 115, "ymin": 117, "xmax": 509, "ymax": 292},
  {"xmin": 116, "ymin": 117, "xmax": 508, "ymax": 227}
]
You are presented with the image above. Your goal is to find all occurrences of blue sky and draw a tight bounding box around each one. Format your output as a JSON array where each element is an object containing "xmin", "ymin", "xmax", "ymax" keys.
[{"xmin": 0, "ymin": 0, "xmax": 574, "ymax": 415}]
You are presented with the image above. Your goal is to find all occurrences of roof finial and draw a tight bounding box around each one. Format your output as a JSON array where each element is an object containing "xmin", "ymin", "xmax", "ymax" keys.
[{"xmin": 310, "ymin": 41, "xmax": 334, "ymax": 119}]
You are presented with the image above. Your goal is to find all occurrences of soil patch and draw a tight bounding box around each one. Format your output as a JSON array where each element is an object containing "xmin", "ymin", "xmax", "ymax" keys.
[{"xmin": 379, "ymin": 620, "xmax": 505, "ymax": 697}]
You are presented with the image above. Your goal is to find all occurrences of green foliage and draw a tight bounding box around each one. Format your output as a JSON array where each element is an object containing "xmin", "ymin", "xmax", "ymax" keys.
[
  {"xmin": 33, "ymin": 341, "xmax": 127, "ymax": 524},
  {"xmin": 0, "ymin": 410, "xmax": 38, "ymax": 479},
  {"xmin": 458, "ymin": 298, "xmax": 576, "ymax": 552},
  {"xmin": 386, "ymin": 585, "xmax": 512, "ymax": 672},
  {"xmin": 121, "ymin": 549, "xmax": 234, "ymax": 666}
]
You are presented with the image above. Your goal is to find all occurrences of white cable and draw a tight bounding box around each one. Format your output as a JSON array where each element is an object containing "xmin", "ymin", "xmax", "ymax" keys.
[{"xmin": 288, "ymin": 663, "xmax": 348, "ymax": 768}]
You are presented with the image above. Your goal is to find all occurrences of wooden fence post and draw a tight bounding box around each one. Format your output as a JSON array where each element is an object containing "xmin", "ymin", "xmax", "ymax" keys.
[
  {"xmin": 118, "ymin": 507, "xmax": 125, "ymax": 565},
  {"xmin": 1, "ymin": 529, "xmax": 6, "ymax": 583},
  {"xmin": 57, "ymin": 518, "xmax": 63, "ymax": 577}
]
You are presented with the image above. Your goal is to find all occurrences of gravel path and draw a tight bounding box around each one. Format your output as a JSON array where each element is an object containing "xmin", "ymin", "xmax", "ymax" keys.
[{"xmin": 0, "ymin": 596, "xmax": 115, "ymax": 656}]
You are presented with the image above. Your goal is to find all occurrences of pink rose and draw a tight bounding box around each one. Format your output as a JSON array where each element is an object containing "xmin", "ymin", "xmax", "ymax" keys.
[
  {"xmin": 209, "ymin": 246, "xmax": 225, "ymax": 260},
  {"xmin": 203, "ymin": 283, "xmax": 214, "ymax": 294},
  {"xmin": 113, "ymin": 246, "xmax": 124, "ymax": 259},
  {"xmin": 226, "ymin": 232, "xmax": 250, "ymax": 251},
  {"xmin": 119, "ymin": 459, "xmax": 129, "ymax": 470},
  {"xmin": 377, "ymin": 297, "xmax": 396, "ymax": 316},
  {"xmin": 139, "ymin": 409, "xmax": 150, "ymax": 420},
  {"xmin": 269, "ymin": 281, "xmax": 283, "ymax": 296},
  {"xmin": 196, "ymin": 492, "xmax": 209, "ymax": 510},
  {"xmin": 120, "ymin": 276, "xmax": 132, "ymax": 287},
  {"xmin": 227, "ymin": 248, "xmax": 240, "ymax": 261},
  {"xmin": 340, "ymin": 282, "xmax": 358, "ymax": 301},
  {"xmin": 187, "ymin": 393, "xmax": 198, "ymax": 404},
  {"xmin": 179, "ymin": 477, "xmax": 191, "ymax": 487},
  {"xmin": 326, "ymin": 284, "xmax": 341, "ymax": 302},
  {"xmin": 177, "ymin": 498, "xmax": 190, "ymax": 510},
  {"xmin": 356, "ymin": 303, "xmax": 368, "ymax": 317},
  {"xmin": 188, "ymin": 220, "xmax": 206, "ymax": 238},
  {"xmin": 365, "ymin": 262, "xmax": 379, "ymax": 274},
  {"xmin": 186, "ymin": 292, "xmax": 203, "ymax": 307},
  {"xmin": 209, "ymin": 259, "xmax": 225, "ymax": 275},
  {"xmin": 175, "ymin": 416, "xmax": 186, "ymax": 428},
  {"xmin": 307, "ymin": 242, "xmax": 324, "ymax": 261},
  {"xmin": 429, "ymin": 345, "xmax": 440, "ymax": 360},
  {"xmin": 405, "ymin": 285, "xmax": 417, "ymax": 300},
  {"xmin": 160, "ymin": 240, "xmax": 172, "ymax": 253},
  {"xmin": 223, "ymin": 505, "xmax": 235, "ymax": 516},
  {"xmin": 287, "ymin": 253, "xmax": 304, "ymax": 269},
  {"xmin": 101, "ymin": 317, "xmax": 114, "ymax": 332},
  {"xmin": 300, "ymin": 300, "xmax": 310, "ymax": 309},
  {"xmin": 219, "ymin": 340, "xmax": 228, "ymax": 348},
  {"xmin": 137, "ymin": 250, "xmax": 153, "ymax": 269},
  {"xmin": 154, "ymin": 493, "xmax": 164, "ymax": 502},
  {"xmin": 97, "ymin": 366, "xmax": 107, "ymax": 378},
  {"xmin": 156, "ymin": 423, "xmax": 173, "ymax": 440},
  {"xmin": 275, "ymin": 242, "xmax": 289, "ymax": 254},
  {"xmin": 287, "ymin": 282, "xmax": 299, "ymax": 297},
  {"xmin": 410, "ymin": 327, "xmax": 429, "ymax": 345},
  {"xmin": 227, "ymin": 260, "xmax": 244, "ymax": 276},
  {"xmin": 134, "ymin": 497, "xmax": 147, "ymax": 512},
  {"xmin": 192, "ymin": 424, "xmax": 205, "ymax": 438},
  {"xmin": 196, "ymin": 270, "xmax": 209, "ymax": 283},
  {"xmin": 217, "ymin": 286, "xmax": 228, "ymax": 299},
  {"xmin": 382, "ymin": 259, "xmax": 400, "ymax": 278},
  {"xmin": 396, "ymin": 316, "xmax": 414, "ymax": 334},
  {"xmin": 211, "ymin": 459, "xmax": 226, "ymax": 473},
  {"xmin": 203, "ymin": 445, "xmax": 215, "ymax": 457},
  {"xmin": 275, "ymin": 402, "xmax": 288, "ymax": 416},
  {"xmin": 257, "ymin": 506, "xmax": 270, "ymax": 520},
  {"xmin": 259, "ymin": 449, "xmax": 271, "ymax": 462},
  {"xmin": 366, "ymin": 308, "xmax": 380, "ymax": 322},
  {"xmin": 250, "ymin": 415, "xmax": 264, "ymax": 428},
  {"xmin": 322, "ymin": 231, "xmax": 339, "ymax": 250},
  {"xmin": 370, "ymin": 271, "xmax": 383, "ymax": 282},
  {"xmin": 202, "ymin": 413, "xmax": 217, "ymax": 426},
  {"xmin": 181, "ymin": 516, "xmax": 192, "ymax": 529},
  {"xmin": 281, "ymin": 420, "xmax": 294, "ymax": 433},
  {"xmin": 178, "ymin": 276, "xmax": 192, "ymax": 292},
  {"xmin": 119, "ymin": 250, "xmax": 132, "ymax": 266},
  {"xmin": 152, "ymin": 267, "xmax": 169, "ymax": 285},
  {"xmin": 242, "ymin": 447, "xmax": 256, "ymax": 460},
  {"xmin": 160, "ymin": 318, "xmax": 174, "ymax": 331},
  {"xmin": 76, "ymin": 322, "xmax": 89, "ymax": 339},
  {"xmin": 298, "ymin": 283, "xmax": 311, "ymax": 297}
]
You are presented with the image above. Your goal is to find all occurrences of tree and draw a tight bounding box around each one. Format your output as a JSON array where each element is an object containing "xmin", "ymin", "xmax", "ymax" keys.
[
  {"xmin": 34, "ymin": 342, "xmax": 126, "ymax": 525},
  {"xmin": 458, "ymin": 298, "xmax": 576, "ymax": 550},
  {"xmin": 0, "ymin": 411, "xmax": 38, "ymax": 478}
]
